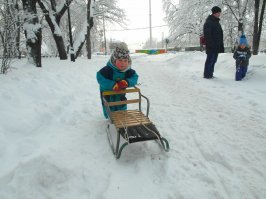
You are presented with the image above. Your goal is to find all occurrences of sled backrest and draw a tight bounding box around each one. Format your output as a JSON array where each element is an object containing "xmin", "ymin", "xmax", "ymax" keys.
[
  {"xmin": 102, "ymin": 86, "xmax": 150, "ymax": 117},
  {"xmin": 102, "ymin": 87, "xmax": 141, "ymax": 107}
]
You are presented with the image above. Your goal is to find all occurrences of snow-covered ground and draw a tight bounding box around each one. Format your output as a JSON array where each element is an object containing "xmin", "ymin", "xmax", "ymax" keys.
[{"xmin": 0, "ymin": 52, "xmax": 266, "ymax": 199}]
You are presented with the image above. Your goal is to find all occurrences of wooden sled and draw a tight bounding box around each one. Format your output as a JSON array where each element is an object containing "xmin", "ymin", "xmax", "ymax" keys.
[{"xmin": 102, "ymin": 87, "xmax": 169, "ymax": 159}]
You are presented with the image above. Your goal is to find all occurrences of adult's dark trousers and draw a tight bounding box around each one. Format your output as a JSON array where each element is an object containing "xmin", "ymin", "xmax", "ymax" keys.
[{"xmin": 204, "ymin": 52, "xmax": 218, "ymax": 78}]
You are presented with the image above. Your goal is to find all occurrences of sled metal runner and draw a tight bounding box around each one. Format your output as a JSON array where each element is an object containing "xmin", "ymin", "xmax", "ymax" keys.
[{"xmin": 103, "ymin": 87, "xmax": 169, "ymax": 159}]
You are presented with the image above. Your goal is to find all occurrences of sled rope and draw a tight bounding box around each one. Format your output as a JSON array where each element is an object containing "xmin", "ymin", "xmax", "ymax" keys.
[
  {"xmin": 133, "ymin": 113, "xmax": 170, "ymax": 152},
  {"xmin": 118, "ymin": 111, "xmax": 129, "ymax": 144},
  {"xmin": 132, "ymin": 112, "xmax": 161, "ymax": 141}
]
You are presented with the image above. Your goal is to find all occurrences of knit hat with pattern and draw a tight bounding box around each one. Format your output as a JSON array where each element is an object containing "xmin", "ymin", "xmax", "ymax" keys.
[{"xmin": 110, "ymin": 42, "xmax": 132, "ymax": 68}]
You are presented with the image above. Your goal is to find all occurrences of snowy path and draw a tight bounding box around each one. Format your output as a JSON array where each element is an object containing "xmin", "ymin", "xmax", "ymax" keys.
[
  {"xmin": 135, "ymin": 53, "xmax": 266, "ymax": 198},
  {"xmin": 0, "ymin": 52, "xmax": 265, "ymax": 199}
]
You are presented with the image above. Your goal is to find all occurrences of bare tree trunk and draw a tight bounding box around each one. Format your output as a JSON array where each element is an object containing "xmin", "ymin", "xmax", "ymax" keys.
[
  {"xmin": 75, "ymin": 0, "xmax": 94, "ymax": 59},
  {"xmin": 22, "ymin": 0, "xmax": 42, "ymax": 67},
  {"xmin": 252, "ymin": 0, "xmax": 266, "ymax": 55},
  {"xmin": 37, "ymin": 0, "xmax": 73, "ymax": 60},
  {"xmin": 86, "ymin": 0, "xmax": 93, "ymax": 59},
  {"xmin": 0, "ymin": 27, "xmax": 12, "ymax": 73},
  {"xmin": 238, "ymin": 20, "xmax": 243, "ymax": 35},
  {"xmin": 75, "ymin": 20, "xmax": 93, "ymax": 59},
  {"xmin": 15, "ymin": 0, "xmax": 21, "ymax": 59},
  {"xmin": 75, "ymin": 38, "xmax": 86, "ymax": 58},
  {"xmin": 16, "ymin": 21, "xmax": 21, "ymax": 59},
  {"xmin": 86, "ymin": 28, "xmax": 92, "ymax": 59}
]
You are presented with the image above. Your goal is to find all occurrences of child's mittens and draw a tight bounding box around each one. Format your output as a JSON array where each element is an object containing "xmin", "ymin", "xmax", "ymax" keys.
[
  {"xmin": 112, "ymin": 83, "xmax": 121, "ymax": 91},
  {"xmin": 117, "ymin": 80, "xmax": 128, "ymax": 89},
  {"xmin": 238, "ymin": 55, "xmax": 246, "ymax": 60},
  {"xmin": 112, "ymin": 80, "xmax": 128, "ymax": 91}
]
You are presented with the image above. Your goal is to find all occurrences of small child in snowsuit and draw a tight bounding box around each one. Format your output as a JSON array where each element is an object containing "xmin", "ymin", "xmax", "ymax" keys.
[
  {"xmin": 233, "ymin": 34, "xmax": 251, "ymax": 81},
  {"xmin": 96, "ymin": 42, "xmax": 139, "ymax": 118}
]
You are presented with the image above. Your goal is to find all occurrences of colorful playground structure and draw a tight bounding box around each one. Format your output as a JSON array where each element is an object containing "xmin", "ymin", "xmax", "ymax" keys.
[{"xmin": 135, "ymin": 49, "xmax": 166, "ymax": 55}]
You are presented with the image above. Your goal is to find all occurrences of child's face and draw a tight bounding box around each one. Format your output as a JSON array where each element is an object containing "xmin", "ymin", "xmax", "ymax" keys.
[
  {"xmin": 240, "ymin": 44, "xmax": 246, "ymax": 49},
  {"xmin": 115, "ymin": 59, "xmax": 129, "ymax": 71}
]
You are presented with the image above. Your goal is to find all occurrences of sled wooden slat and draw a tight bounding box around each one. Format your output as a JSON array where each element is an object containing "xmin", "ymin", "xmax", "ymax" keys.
[
  {"xmin": 102, "ymin": 87, "xmax": 140, "ymax": 96},
  {"xmin": 105, "ymin": 99, "xmax": 140, "ymax": 107},
  {"xmin": 110, "ymin": 110, "xmax": 151, "ymax": 128}
]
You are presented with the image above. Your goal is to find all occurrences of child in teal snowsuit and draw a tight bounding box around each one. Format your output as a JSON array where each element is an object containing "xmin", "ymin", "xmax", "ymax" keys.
[{"xmin": 96, "ymin": 42, "xmax": 138, "ymax": 118}]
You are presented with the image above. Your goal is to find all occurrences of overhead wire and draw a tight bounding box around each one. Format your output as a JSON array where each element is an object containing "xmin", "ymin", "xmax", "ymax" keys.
[{"xmin": 107, "ymin": 24, "xmax": 168, "ymax": 31}]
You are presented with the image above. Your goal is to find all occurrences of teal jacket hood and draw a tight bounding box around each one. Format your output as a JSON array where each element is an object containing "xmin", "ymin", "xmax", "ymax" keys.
[{"xmin": 107, "ymin": 59, "xmax": 131, "ymax": 73}]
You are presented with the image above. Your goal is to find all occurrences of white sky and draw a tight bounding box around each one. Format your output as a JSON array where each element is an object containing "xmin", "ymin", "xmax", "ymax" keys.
[{"xmin": 106, "ymin": 0, "xmax": 169, "ymax": 51}]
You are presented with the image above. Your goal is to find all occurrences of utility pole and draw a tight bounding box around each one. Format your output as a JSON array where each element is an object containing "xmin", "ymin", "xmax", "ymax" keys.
[
  {"xmin": 149, "ymin": 0, "xmax": 152, "ymax": 48},
  {"xmin": 161, "ymin": 32, "xmax": 164, "ymax": 48},
  {"xmin": 99, "ymin": 30, "xmax": 103, "ymax": 52},
  {"xmin": 103, "ymin": 13, "xmax": 107, "ymax": 55}
]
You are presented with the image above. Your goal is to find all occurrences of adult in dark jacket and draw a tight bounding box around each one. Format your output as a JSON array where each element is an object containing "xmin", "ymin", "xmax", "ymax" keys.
[{"xmin": 203, "ymin": 6, "xmax": 224, "ymax": 79}]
